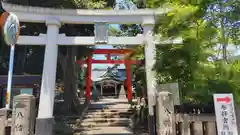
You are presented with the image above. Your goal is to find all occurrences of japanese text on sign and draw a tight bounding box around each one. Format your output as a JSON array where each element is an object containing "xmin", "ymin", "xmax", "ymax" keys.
[
  {"xmin": 213, "ymin": 94, "xmax": 238, "ymax": 135},
  {"xmin": 15, "ymin": 124, "xmax": 23, "ymax": 132}
]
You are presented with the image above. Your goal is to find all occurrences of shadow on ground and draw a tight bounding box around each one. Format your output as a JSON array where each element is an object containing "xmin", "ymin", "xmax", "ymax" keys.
[
  {"xmin": 53, "ymin": 99, "xmax": 88, "ymax": 135},
  {"xmin": 53, "ymin": 98, "xmax": 149, "ymax": 135}
]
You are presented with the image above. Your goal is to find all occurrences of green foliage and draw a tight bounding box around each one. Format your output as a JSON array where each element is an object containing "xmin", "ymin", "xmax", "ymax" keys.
[{"xmin": 127, "ymin": 0, "xmax": 240, "ymax": 104}]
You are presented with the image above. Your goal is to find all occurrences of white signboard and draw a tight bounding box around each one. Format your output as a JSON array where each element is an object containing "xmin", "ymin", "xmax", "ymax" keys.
[{"xmin": 213, "ymin": 94, "xmax": 238, "ymax": 135}]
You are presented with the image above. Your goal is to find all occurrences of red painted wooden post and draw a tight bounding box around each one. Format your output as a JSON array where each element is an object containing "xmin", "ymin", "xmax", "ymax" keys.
[
  {"xmin": 106, "ymin": 54, "xmax": 111, "ymax": 61},
  {"xmin": 125, "ymin": 62, "xmax": 132, "ymax": 101},
  {"xmin": 86, "ymin": 56, "xmax": 92, "ymax": 100}
]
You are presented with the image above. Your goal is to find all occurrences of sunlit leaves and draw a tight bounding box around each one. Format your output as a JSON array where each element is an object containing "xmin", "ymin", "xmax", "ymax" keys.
[{"xmin": 127, "ymin": 0, "xmax": 240, "ymax": 103}]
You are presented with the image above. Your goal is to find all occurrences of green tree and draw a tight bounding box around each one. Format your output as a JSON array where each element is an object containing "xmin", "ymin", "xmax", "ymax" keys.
[
  {"xmin": 125, "ymin": 0, "xmax": 240, "ymax": 103},
  {"xmin": 1, "ymin": 0, "xmax": 115, "ymax": 112}
]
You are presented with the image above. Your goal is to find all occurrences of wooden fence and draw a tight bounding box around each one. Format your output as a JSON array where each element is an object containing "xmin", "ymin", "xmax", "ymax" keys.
[
  {"xmin": 174, "ymin": 104, "xmax": 240, "ymax": 135},
  {"xmin": 154, "ymin": 102, "xmax": 240, "ymax": 135},
  {"xmin": 175, "ymin": 113, "xmax": 216, "ymax": 135}
]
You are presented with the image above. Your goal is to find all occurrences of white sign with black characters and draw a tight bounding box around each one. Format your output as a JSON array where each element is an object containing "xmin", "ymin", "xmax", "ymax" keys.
[{"xmin": 213, "ymin": 94, "xmax": 238, "ymax": 135}]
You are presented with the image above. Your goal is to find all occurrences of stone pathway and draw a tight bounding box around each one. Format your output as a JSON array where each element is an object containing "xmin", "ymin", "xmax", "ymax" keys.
[{"xmin": 77, "ymin": 98, "xmax": 134, "ymax": 135}]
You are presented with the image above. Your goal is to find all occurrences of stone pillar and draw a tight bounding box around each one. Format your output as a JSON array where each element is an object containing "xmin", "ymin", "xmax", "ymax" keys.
[
  {"xmin": 142, "ymin": 17, "xmax": 157, "ymax": 135},
  {"xmin": 100, "ymin": 83, "xmax": 103, "ymax": 96},
  {"xmin": 11, "ymin": 94, "xmax": 36, "ymax": 135},
  {"xmin": 159, "ymin": 83, "xmax": 180, "ymax": 105},
  {"xmin": 0, "ymin": 109, "xmax": 9, "ymax": 135},
  {"xmin": 156, "ymin": 91, "xmax": 175, "ymax": 135},
  {"xmin": 35, "ymin": 17, "xmax": 61, "ymax": 135},
  {"xmin": 118, "ymin": 85, "xmax": 127, "ymax": 99}
]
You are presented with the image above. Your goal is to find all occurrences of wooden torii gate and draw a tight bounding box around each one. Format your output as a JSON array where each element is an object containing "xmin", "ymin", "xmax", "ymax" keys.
[{"xmin": 76, "ymin": 49, "xmax": 141, "ymax": 101}]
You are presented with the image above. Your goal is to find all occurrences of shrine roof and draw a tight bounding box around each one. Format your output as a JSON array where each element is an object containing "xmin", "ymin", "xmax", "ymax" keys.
[
  {"xmin": 100, "ymin": 68, "xmax": 120, "ymax": 78},
  {"xmin": 93, "ymin": 67, "xmax": 125, "ymax": 83}
]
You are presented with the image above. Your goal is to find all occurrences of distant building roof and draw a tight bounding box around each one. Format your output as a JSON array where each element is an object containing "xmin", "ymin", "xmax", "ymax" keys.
[
  {"xmin": 92, "ymin": 65, "xmax": 125, "ymax": 80},
  {"xmin": 94, "ymin": 67, "xmax": 123, "ymax": 83},
  {"xmin": 100, "ymin": 67, "xmax": 120, "ymax": 78}
]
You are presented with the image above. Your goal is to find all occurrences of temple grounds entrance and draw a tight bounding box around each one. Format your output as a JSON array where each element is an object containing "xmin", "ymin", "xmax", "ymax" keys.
[
  {"xmin": 76, "ymin": 49, "xmax": 141, "ymax": 101},
  {"xmin": 3, "ymin": 2, "xmax": 182, "ymax": 135}
]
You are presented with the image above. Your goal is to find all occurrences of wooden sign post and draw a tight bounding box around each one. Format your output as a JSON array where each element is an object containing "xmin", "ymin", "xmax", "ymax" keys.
[{"xmin": 214, "ymin": 93, "xmax": 238, "ymax": 135}]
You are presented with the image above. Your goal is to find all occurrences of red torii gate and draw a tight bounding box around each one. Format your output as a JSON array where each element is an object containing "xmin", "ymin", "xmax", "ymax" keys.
[{"xmin": 76, "ymin": 49, "xmax": 141, "ymax": 101}]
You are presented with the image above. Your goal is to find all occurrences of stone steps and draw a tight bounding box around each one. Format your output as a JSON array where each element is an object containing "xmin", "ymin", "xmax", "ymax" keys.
[
  {"xmin": 81, "ymin": 122, "xmax": 130, "ymax": 127},
  {"xmin": 75, "ymin": 127, "xmax": 134, "ymax": 135},
  {"xmin": 82, "ymin": 117, "xmax": 129, "ymax": 122},
  {"xmin": 84, "ymin": 113, "xmax": 131, "ymax": 119},
  {"xmin": 88, "ymin": 107, "xmax": 133, "ymax": 111},
  {"xmin": 88, "ymin": 104, "xmax": 131, "ymax": 109},
  {"xmin": 76, "ymin": 98, "xmax": 134, "ymax": 134},
  {"xmin": 86, "ymin": 110, "xmax": 133, "ymax": 115},
  {"xmin": 68, "ymin": 118, "xmax": 130, "ymax": 124}
]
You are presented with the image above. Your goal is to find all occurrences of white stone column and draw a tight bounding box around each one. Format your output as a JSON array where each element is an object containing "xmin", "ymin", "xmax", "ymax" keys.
[
  {"xmin": 35, "ymin": 18, "xmax": 61, "ymax": 135},
  {"xmin": 142, "ymin": 17, "xmax": 157, "ymax": 135}
]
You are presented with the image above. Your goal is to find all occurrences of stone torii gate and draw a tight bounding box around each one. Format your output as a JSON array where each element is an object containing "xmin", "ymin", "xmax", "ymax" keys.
[{"xmin": 3, "ymin": 2, "xmax": 182, "ymax": 135}]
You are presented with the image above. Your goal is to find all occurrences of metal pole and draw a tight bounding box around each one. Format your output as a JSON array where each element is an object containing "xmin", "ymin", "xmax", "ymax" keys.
[
  {"xmin": 1, "ymin": 7, "xmax": 20, "ymax": 109},
  {"xmin": 5, "ymin": 44, "xmax": 15, "ymax": 109}
]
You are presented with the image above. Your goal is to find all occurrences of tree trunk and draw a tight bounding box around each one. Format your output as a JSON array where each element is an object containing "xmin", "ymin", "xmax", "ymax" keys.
[
  {"xmin": 59, "ymin": 46, "xmax": 81, "ymax": 114},
  {"xmin": 15, "ymin": 46, "xmax": 27, "ymax": 74}
]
